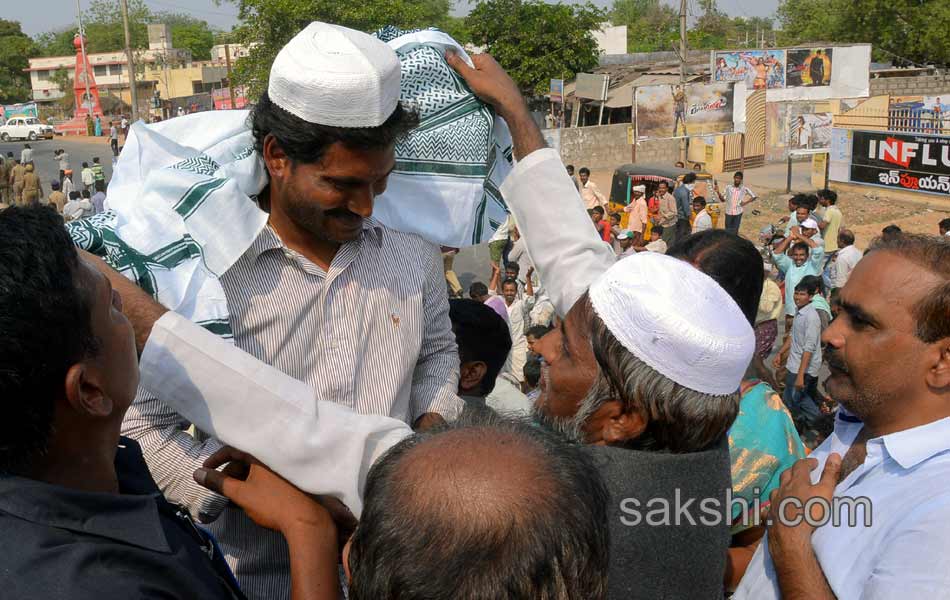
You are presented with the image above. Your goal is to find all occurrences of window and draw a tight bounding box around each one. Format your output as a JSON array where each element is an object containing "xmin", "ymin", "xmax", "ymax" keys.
[
  {"xmin": 93, "ymin": 65, "xmax": 108, "ymax": 77},
  {"xmin": 110, "ymin": 64, "xmax": 123, "ymax": 75},
  {"xmin": 36, "ymin": 70, "xmax": 50, "ymax": 82}
]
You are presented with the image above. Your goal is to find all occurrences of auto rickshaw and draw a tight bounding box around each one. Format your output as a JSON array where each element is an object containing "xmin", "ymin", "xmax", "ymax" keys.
[{"xmin": 607, "ymin": 163, "xmax": 722, "ymax": 229}]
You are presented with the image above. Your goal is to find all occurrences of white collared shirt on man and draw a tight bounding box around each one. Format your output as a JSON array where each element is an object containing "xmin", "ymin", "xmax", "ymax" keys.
[{"xmin": 735, "ymin": 414, "xmax": 950, "ymax": 599}]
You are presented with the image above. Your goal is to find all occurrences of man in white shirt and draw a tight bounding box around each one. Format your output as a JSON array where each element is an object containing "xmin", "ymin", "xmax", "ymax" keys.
[
  {"xmin": 615, "ymin": 230, "xmax": 636, "ymax": 257},
  {"xmin": 715, "ymin": 171, "xmax": 757, "ymax": 235},
  {"xmin": 578, "ymin": 166, "xmax": 605, "ymax": 209},
  {"xmin": 635, "ymin": 224, "xmax": 667, "ymax": 254},
  {"xmin": 691, "ymin": 196, "xmax": 712, "ymax": 233},
  {"xmin": 735, "ymin": 233, "xmax": 950, "ymax": 599},
  {"xmin": 623, "ymin": 184, "xmax": 648, "ymax": 245},
  {"xmin": 20, "ymin": 144, "xmax": 32, "ymax": 165},
  {"xmin": 830, "ymin": 228, "xmax": 861, "ymax": 291}
]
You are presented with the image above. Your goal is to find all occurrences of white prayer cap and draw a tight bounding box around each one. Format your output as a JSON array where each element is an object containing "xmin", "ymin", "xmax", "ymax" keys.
[
  {"xmin": 588, "ymin": 253, "xmax": 754, "ymax": 395},
  {"xmin": 268, "ymin": 22, "xmax": 401, "ymax": 127},
  {"xmin": 617, "ymin": 230, "xmax": 634, "ymax": 240},
  {"xmin": 633, "ymin": 185, "xmax": 646, "ymax": 194},
  {"xmin": 801, "ymin": 217, "xmax": 819, "ymax": 230}
]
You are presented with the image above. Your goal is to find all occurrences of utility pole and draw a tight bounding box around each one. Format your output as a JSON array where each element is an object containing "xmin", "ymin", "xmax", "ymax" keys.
[
  {"xmin": 678, "ymin": 0, "xmax": 688, "ymax": 164},
  {"xmin": 224, "ymin": 41, "xmax": 236, "ymax": 109},
  {"xmin": 120, "ymin": 0, "xmax": 138, "ymax": 123}
]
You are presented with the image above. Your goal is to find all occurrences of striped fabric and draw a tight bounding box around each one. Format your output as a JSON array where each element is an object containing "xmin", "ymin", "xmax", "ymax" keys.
[{"xmin": 121, "ymin": 221, "xmax": 461, "ymax": 599}]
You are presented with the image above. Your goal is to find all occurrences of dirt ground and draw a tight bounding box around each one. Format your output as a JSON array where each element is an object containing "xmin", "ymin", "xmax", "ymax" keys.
[{"xmin": 587, "ymin": 165, "xmax": 950, "ymax": 249}]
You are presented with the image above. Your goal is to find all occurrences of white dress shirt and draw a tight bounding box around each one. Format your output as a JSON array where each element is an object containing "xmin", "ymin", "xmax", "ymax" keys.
[
  {"xmin": 140, "ymin": 311, "xmax": 412, "ymax": 517},
  {"xmin": 692, "ymin": 209, "xmax": 713, "ymax": 233},
  {"xmin": 832, "ymin": 244, "xmax": 862, "ymax": 289},
  {"xmin": 735, "ymin": 413, "xmax": 950, "ymax": 599}
]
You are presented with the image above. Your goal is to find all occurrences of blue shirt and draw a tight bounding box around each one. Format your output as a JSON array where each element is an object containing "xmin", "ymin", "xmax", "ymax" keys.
[
  {"xmin": 787, "ymin": 303, "xmax": 822, "ymax": 376},
  {"xmin": 772, "ymin": 245, "xmax": 825, "ymax": 316},
  {"xmin": 673, "ymin": 184, "xmax": 692, "ymax": 220}
]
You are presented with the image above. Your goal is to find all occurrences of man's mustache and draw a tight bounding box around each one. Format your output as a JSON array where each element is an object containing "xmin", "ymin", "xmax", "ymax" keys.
[{"xmin": 825, "ymin": 348, "xmax": 850, "ymax": 374}]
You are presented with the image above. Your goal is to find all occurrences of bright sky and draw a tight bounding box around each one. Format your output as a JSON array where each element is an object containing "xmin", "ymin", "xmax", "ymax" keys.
[{"xmin": 11, "ymin": 0, "xmax": 777, "ymax": 38}]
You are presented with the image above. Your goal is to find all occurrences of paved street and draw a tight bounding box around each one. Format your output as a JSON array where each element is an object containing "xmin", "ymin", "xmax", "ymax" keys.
[{"xmin": 0, "ymin": 136, "xmax": 115, "ymax": 187}]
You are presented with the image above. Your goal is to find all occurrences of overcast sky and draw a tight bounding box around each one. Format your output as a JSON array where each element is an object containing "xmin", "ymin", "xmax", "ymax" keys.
[{"xmin": 11, "ymin": 0, "xmax": 778, "ymax": 37}]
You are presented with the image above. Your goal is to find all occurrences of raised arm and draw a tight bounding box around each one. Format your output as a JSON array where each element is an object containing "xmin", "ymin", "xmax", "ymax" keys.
[{"xmin": 445, "ymin": 51, "xmax": 614, "ymax": 316}]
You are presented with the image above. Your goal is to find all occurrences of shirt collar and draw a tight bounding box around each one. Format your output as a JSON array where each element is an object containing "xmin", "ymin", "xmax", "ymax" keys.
[
  {"xmin": 881, "ymin": 417, "xmax": 950, "ymax": 470},
  {"xmin": 0, "ymin": 441, "xmax": 170, "ymax": 553},
  {"xmin": 247, "ymin": 217, "xmax": 385, "ymax": 264}
]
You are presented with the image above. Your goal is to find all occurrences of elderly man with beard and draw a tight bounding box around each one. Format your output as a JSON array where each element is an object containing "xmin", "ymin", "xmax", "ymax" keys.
[{"xmin": 735, "ymin": 233, "xmax": 950, "ymax": 599}]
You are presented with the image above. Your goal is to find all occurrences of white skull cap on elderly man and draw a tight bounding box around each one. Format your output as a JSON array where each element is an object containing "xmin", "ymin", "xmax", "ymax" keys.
[
  {"xmin": 268, "ymin": 22, "xmax": 401, "ymax": 127},
  {"xmin": 588, "ymin": 252, "xmax": 755, "ymax": 395}
]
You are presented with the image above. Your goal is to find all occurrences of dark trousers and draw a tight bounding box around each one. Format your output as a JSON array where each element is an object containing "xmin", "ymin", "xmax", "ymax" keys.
[
  {"xmin": 782, "ymin": 370, "xmax": 822, "ymax": 428},
  {"xmin": 725, "ymin": 213, "xmax": 742, "ymax": 235},
  {"xmin": 675, "ymin": 219, "xmax": 692, "ymax": 243},
  {"xmin": 111, "ymin": 139, "xmax": 119, "ymax": 156}
]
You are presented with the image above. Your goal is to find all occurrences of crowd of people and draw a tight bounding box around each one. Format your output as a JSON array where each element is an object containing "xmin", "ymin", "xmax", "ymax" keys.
[
  {"xmin": 0, "ymin": 146, "xmax": 109, "ymax": 220},
  {"xmin": 1, "ymin": 20, "xmax": 950, "ymax": 600}
]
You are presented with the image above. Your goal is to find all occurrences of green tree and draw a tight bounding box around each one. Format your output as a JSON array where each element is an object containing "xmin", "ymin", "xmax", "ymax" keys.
[
  {"xmin": 0, "ymin": 20, "xmax": 34, "ymax": 103},
  {"xmin": 50, "ymin": 68, "xmax": 75, "ymax": 111},
  {"xmin": 159, "ymin": 12, "xmax": 217, "ymax": 60},
  {"xmin": 609, "ymin": 0, "xmax": 679, "ymax": 53},
  {"xmin": 777, "ymin": 0, "xmax": 950, "ymax": 65},
  {"xmin": 466, "ymin": 0, "xmax": 604, "ymax": 95},
  {"xmin": 33, "ymin": 27, "xmax": 79, "ymax": 57},
  {"xmin": 223, "ymin": 0, "xmax": 453, "ymax": 99}
]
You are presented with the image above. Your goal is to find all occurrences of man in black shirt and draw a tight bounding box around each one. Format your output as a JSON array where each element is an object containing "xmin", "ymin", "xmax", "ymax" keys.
[{"xmin": 0, "ymin": 206, "xmax": 337, "ymax": 600}]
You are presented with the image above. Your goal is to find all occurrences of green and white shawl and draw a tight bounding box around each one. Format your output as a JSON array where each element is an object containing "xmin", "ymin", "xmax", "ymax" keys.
[{"xmin": 68, "ymin": 28, "xmax": 513, "ymax": 337}]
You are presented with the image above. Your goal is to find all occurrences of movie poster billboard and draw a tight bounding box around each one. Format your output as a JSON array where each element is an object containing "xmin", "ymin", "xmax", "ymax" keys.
[
  {"xmin": 789, "ymin": 108, "xmax": 833, "ymax": 150},
  {"xmin": 786, "ymin": 48, "xmax": 833, "ymax": 87},
  {"xmin": 2, "ymin": 102, "xmax": 38, "ymax": 120},
  {"xmin": 889, "ymin": 95, "xmax": 948, "ymax": 135},
  {"xmin": 713, "ymin": 50, "xmax": 786, "ymax": 90},
  {"xmin": 635, "ymin": 82, "xmax": 735, "ymax": 140},
  {"xmin": 850, "ymin": 130, "xmax": 950, "ymax": 196}
]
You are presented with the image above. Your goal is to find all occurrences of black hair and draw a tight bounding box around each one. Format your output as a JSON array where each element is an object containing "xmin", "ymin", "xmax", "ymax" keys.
[
  {"xmin": 817, "ymin": 188, "xmax": 837, "ymax": 204},
  {"xmin": 692, "ymin": 196, "xmax": 706, "ymax": 208},
  {"xmin": 0, "ymin": 206, "xmax": 99, "ymax": 474},
  {"xmin": 50, "ymin": 180, "xmax": 60, "ymax": 190},
  {"xmin": 94, "ymin": 180, "xmax": 106, "ymax": 193},
  {"xmin": 449, "ymin": 299, "xmax": 511, "ymax": 396},
  {"xmin": 523, "ymin": 357, "xmax": 541, "ymax": 388},
  {"xmin": 93, "ymin": 157, "xmax": 100, "ymax": 163},
  {"xmin": 566, "ymin": 164, "xmax": 575, "ymax": 171},
  {"xmin": 82, "ymin": 161, "xmax": 89, "ymax": 168},
  {"xmin": 791, "ymin": 241, "xmax": 810, "ymax": 255},
  {"xmin": 682, "ymin": 172, "xmax": 697, "ymax": 184},
  {"xmin": 939, "ymin": 217, "xmax": 950, "ymax": 232},
  {"xmin": 504, "ymin": 262, "xmax": 520, "ymax": 274},
  {"xmin": 5, "ymin": 152, "xmax": 11, "ymax": 158},
  {"xmin": 526, "ymin": 324, "xmax": 553, "ymax": 340},
  {"xmin": 501, "ymin": 277, "xmax": 519, "ymax": 291},
  {"xmin": 609, "ymin": 212, "xmax": 621, "ymax": 221},
  {"xmin": 796, "ymin": 274, "xmax": 823, "ymax": 295},
  {"xmin": 881, "ymin": 224, "xmax": 903, "ymax": 240},
  {"xmin": 68, "ymin": 191, "xmax": 80, "ymax": 200},
  {"xmin": 468, "ymin": 281, "xmax": 489, "ymax": 298},
  {"xmin": 250, "ymin": 91, "xmax": 419, "ymax": 165},
  {"xmin": 348, "ymin": 411, "xmax": 610, "ymax": 600},
  {"xmin": 734, "ymin": 171, "xmax": 743, "ymax": 178},
  {"xmin": 667, "ymin": 230, "xmax": 764, "ymax": 326},
  {"xmin": 81, "ymin": 190, "xmax": 91, "ymax": 199},
  {"xmin": 652, "ymin": 224, "xmax": 664, "ymax": 235},
  {"xmin": 591, "ymin": 206, "xmax": 605, "ymax": 216},
  {"xmin": 791, "ymin": 193, "xmax": 819, "ymax": 211},
  {"xmin": 838, "ymin": 229, "xmax": 855, "ymax": 246},
  {"xmin": 579, "ymin": 167, "xmax": 591, "ymax": 176}
]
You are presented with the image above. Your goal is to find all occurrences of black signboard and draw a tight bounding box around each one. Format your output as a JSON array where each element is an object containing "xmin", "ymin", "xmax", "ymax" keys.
[{"xmin": 850, "ymin": 130, "xmax": 950, "ymax": 196}]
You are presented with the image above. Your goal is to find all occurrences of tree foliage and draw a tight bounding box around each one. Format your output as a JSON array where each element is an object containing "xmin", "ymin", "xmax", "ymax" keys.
[
  {"xmin": 777, "ymin": 0, "xmax": 950, "ymax": 65},
  {"xmin": 223, "ymin": 0, "xmax": 453, "ymax": 99},
  {"xmin": 0, "ymin": 20, "xmax": 34, "ymax": 104},
  {"xmin": 32, "ymin": 0, "xmax": 216, "ymax": 61},
  {"xmin": 467, "ymin": 0, "xmax": 604, "ymax": 96}
]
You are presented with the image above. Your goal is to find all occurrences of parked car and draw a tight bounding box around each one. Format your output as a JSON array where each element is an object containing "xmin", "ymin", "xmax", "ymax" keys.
[{"xmin": 0, "ymin": 117, "xmax": 55, "ymax": 141}]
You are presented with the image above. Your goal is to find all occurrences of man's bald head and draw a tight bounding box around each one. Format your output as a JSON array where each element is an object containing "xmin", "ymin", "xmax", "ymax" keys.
[{"xmin": 346, "ymin": 413, "xmax": 609, "ymax": 600}]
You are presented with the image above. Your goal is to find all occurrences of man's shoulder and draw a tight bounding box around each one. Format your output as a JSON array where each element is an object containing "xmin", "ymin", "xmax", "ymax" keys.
[{"xmin": 372, "ymin": 220, "xmax": 439, "ymax": 259}]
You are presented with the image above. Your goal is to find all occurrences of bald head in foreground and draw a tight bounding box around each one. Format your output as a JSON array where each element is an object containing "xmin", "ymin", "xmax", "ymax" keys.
[{"xmin": 345, "ymin": 412, "xmax": 610, "ymax": 600}]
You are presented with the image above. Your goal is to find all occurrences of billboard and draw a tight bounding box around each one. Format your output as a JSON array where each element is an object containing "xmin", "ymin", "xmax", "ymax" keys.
[
  {"xmin": 713, "ymin": 50, "xmax": 786, "ymax": 90},
  {"xmin": 575, "ymin": 73, "xmax": 610, "ymax": 101},
  {"xmin": 786, "ymin": 48, "xmax": 833, "ymax": 87},
  {"xmin": 635, "ymin": 82, "xmax": 735, "ymax": 140},
  {"xmin": 849, "ymin": 130, "xmax": 950, "ymax": 196},
  {"xmin": 550, "ymin": 79, "xmax": 564, "ymax": 103},
  {"xmin": 789, "ymin": 108, "xmax": 833, "ymax": 150},
  {"xmin": 2, "ymin": 102, "xmax": 38, "ymax": 120}
]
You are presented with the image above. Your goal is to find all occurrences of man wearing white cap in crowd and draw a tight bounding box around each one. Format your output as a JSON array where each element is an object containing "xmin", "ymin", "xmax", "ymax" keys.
[
  {"xmin": 622, "ymin": 184, "xmax": 648, "ymax": 245},
  {"xmin": 118, "ymin": 22, "xmax": 461, "ymax": 598},
  {"xmin": 616, "ymin": 229, "xmax": 637, "ymax": 257},
  {"xmin": 771, "ymin": 216, "xmax": 825, "ymax": 329}
]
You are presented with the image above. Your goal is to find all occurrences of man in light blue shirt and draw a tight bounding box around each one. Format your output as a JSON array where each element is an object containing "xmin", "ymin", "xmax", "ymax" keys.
[
  {"xmin": 771, "ymin": 229, "xmax": 824, "ymax": 329},
  {"xmin": 782, "ymin": 278, "xmax": 823, "ymax": 428},
  {"xmin": 735, "ymin": 233, "xmax": 950, "ymax": 600}
]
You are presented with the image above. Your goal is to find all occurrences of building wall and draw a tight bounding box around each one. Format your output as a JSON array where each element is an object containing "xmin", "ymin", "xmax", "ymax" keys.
[
  {"xmin": 869, "ymin": 75, "xmax": 950, "ymax": 97},
  {"xmin": 144, "ymin": 64, "xmax": 228, "ymax": 100},
  {"xmin": 546, "ymin": 123, "xmax": 680, "ymax": 170},
  {"xmin": 592, "ymin": 25, "xmax": 627, "ymax": 56}
]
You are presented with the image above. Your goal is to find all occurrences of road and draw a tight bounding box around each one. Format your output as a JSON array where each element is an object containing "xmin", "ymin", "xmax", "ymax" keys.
[{"xmin": 0, "ymin": 136, "xmax": 115, "ymax": 188}]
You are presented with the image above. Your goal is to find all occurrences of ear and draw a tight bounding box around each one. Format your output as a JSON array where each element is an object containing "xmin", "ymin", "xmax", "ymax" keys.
[
  {"xmin": 587, "ymin": 399, "xmax": 648, "ymax": 445},
  {"xmin": 459, "ymin": 361, "xmax": 488, "ymax": 394},
  {"xmin": 925, "ymin": 339, "xmax": 950, "ymax": 390},
  {"xmin": 342, "ymin": 536, "xmax": 353, "ymax": 584},
  {"xmin": 64, "ymin": 363, "xmax": 114, "ymax": 418},
  {"xmin": 262, "ymin": 134, "xmax": 291, "ymax": 180}
]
